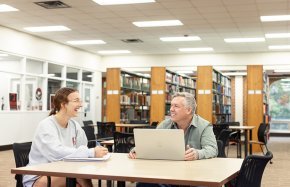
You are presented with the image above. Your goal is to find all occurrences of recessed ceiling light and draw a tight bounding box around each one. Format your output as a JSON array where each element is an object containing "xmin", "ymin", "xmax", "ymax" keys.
[
  {"xmin": 224, "ymin": 38, "xmax": 265, "ymax": 43},
  {"xmin": 23, "ymin": 26, "xmax": 71, "ymax": 32},
  {"xmin": 133, "ymin": 20, "xmax": 183, "ymax": 27},
  {"xmin": 261, "ymin": 15, "xmax": 290, "ymax": 22},
  {"xmin": 92, "ymin": 0, "xmax": 155, "ymax": 5},
  {"xmin": 0, "ymin": 4, "xmax": 18, "ymax": 12},
  {"xmin": 67, "ymin": 40, "xmax": 106, "ymax": 45},
  {"xmin": 97, "ymin": 50, "xmax": 131, "ymax": 54},
  {"xmin": 178, "ymin": 47, "xmax": 214, "ymax": 52},
  {"xmin": 274, "ymin": 69, "xmax": 290, "ymax": 73},
  {"xmin": 269, "ymin": 45, "xmax": 290, "ymax": 50},
  {"xmin": 265, "ymin": 33, "xmax": 290, "ymax": 38},
  {"xmin": 222, "ymin": 72, "xmax": 247, "ymax": 76},
  {"xmin": 160, "ymin": 36, "xmax": 201, "ymax": 42}
]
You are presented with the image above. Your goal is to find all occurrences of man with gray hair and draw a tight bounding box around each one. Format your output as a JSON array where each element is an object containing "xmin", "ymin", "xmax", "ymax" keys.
[{"xmin": 129, "ymin": 92, "xmax": 217, "ymax": 160}]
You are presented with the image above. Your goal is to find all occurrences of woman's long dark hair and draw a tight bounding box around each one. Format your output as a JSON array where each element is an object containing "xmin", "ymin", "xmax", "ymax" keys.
[{"xmin": 49, "ymin": 87, "xmax": 77, "ymax": 116}]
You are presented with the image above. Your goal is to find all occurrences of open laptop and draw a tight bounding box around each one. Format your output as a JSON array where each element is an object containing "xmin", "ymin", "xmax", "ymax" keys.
[{"xmin": 133, "ymin": 129, "xmax": 185, "ymax": 160}]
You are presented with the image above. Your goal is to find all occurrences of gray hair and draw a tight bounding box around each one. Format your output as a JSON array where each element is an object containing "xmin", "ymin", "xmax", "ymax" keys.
[{"xmin": 172, "ymin": 92, "xmax": 197, "ymax": 115}]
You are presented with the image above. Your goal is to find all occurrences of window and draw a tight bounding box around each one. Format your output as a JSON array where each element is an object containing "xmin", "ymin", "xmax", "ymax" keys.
[{"xmin": 269, "ymin": 79, "xmax": 290, "ymax": 132}]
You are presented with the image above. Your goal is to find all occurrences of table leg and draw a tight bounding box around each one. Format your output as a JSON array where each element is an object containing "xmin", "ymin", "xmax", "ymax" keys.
[
  {"xmin": 249, "ymin": 129, "xmax": 253, "ymax": 155},
  {"xmin": 66, "ymin": 178, "xmax": 76, "ymax": 187},
  {"xmin": 244, "ymin": 129, "xmax": 248, "ymax": 158}
]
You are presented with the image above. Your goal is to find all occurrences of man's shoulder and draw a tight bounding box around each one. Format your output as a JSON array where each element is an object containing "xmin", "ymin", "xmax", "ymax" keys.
[
  {"xmin": 158, "ymin": 119, "xmax": 173, "ymax": 129},
  {"xmin": 194, "ymin": 115, "xmax": 212, "ymax": 127}
]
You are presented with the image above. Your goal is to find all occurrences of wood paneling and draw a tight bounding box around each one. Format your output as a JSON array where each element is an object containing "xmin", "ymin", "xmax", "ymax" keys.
[
  {"xmin": 196, "ymin": 66, "xmax": 213, "ymax": 123},
  {"xmin": 106, "ymin": 68, "xmax": 121, "ymax": 123},
  {"xmin": 247, "ymin": 65, "xmax": 263, "ymax": 152},
  {"xmin": 150, "ymin": 67, "xmax": 166, "ymax": 123}
]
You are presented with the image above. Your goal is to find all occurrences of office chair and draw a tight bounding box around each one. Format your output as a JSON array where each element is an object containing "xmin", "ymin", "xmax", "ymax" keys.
[
  {"xmin": 12, "ymin": 142, "xmax": 51, "ymax": 187},
  {"xmin": 150, "ymin": 121, "xmax": 159, "ymax": 127},
  {"xmin": 235, "ymin": 151, "xmax": 273, "ymax": 187},
  {"xmin": 217, "ymin": 140, "xmax": 226, "ymax": 158},
  {"xmin": 217, "ymin": 129, "xmax": 232, "ymax": 157},
  {"xmin": 248, "ymin": 123, "xmax": 272, "ymax": 164},
  {"xmin": 113, "ymin": 132, "xmax": 135, "ymax": 187},
  {"xmin": 113, "ymin": 132, "xmax": 135, "ymax": 153},
  {"xmin": 83, "ymin": 120, "xmax": 93, "ymax": 126},
  {"xmin": 96, "ymin": 122, "xmax": 116, "ymax": 141},
  {"xmin": 82, "ymin": 126, "xmax": 98, "ymax": 148}
]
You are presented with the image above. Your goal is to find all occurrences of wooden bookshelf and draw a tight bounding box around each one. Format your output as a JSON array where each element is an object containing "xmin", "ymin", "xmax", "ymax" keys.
[
  {"xmin": 106, "ymin": 68, "xmax": 150, "ymax": 124},
  {"xmin": 150, "ymin": 67, "xmax": 196, "ymax": 123},
  {"xmin": 197, "ymin": 66, "xmax": 232, "ymax": 124}
]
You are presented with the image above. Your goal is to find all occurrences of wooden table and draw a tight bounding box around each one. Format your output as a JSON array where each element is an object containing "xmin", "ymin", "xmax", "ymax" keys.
[
  {"xmin": 11, "ymin": 153, "xmax": 243, "ymax": 187},
  {"xmin": 229, "ymin": 125, "xmax": 255, "ymax": 158},
  {"xmin": 115, "ymin": 124, "xmax": 150, "ymax": 133}
]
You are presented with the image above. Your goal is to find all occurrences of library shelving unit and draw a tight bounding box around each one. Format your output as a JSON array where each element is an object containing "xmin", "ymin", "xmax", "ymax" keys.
[
  {"xmin": 196, "ymin": 66, "xmax": 232, "ymax": 124},
  {"xmin": 247, "ymin": 65, "xmax": 269, "ymax": 152},
  {"xmin": 150, "ymin": 67, "xmax": 196, "ymax": 123},
  {"xmin": 263, "ymin": 72, "xmax": 270, "ymax": 124},
  {"xmin": 106, "ymin": 68, "xmax": 150, "ymax": 124}
]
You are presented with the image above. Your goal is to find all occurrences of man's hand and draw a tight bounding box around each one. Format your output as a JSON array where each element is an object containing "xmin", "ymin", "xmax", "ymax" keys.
[
  {"xmin": 94, "ymin": 146, "xmax": 108, "ymax": 158},
  {"xmin": 128, "ymin": 149, "xmax": 137, "ymax": 159},
  {"xmin": 185, "ymin": 145, "xmax": 199, "ymax": 161}
]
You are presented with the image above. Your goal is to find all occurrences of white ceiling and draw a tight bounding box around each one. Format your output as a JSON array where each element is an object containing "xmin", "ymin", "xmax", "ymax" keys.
[{"xmin": 0, "ymin": 0, "xmax": 290, "ymax": 56}]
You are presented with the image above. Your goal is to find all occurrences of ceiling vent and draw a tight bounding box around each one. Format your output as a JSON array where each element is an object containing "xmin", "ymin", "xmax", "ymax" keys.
[
  {"xmin": 121, "ymin": 39, "xmax": 143, "ymax": 43},
  {"xmin": 35, "ymin": 1, "xmax": 71, "ymax": 9}
]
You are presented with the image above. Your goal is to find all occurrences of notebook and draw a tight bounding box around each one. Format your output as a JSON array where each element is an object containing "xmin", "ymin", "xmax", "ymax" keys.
[{"xmin": 133, "ymin": 129, "xmax": 185, "ymax": 160}]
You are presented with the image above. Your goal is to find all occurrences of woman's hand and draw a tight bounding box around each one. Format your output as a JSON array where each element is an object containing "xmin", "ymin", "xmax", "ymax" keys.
[{"xmin": 94, "ymin": 146, "xmax": 108, "ymax": 158}]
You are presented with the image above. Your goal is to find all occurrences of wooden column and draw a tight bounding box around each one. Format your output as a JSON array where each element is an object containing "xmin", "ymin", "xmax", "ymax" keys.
[
  {"xmin": 150, "ymin": 67, "xmax": 166, "ymax": 123},
  {"xmin": 196, "ymin": 66, "xmax": 213, "ymax": 123},
  {"xmin": 106, "ymin": 68, "xmax": 121, "ymax": 123},
  {"xmin": 247, "ymin": 65, "xmax": 263, "ymax": 152}
]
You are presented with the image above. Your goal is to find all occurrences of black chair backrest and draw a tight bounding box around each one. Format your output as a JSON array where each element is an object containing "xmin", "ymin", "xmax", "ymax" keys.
[
  {"xmin": 83, "ymin": 120, "xmax": 93, "ymax": 126},
  {"xmin": 213, "ymin": 123, "xmax": 229, "ymax": 138},
  {"xmin": 217, "ymin": 129, "xmax": 232, "ymax": 145},
  {"xmin": 151, "ymin": 121, "xmax": 159, "ymax": 127},
  {"xmin": 12, "ymin": 142, "xmax": 32, "ymax": 187},
  {"xmin": 236, "ymin": 151, "xmax": 273, "ymax": 187},
  {"xmin": 257, "ymin": 123, "xmax": 269, "ymax": 144},
  {"xmin": 217, "ymin": 140, "xmax": 226, "ymax": 158},
  {"xmin": 113, "ymin": 132, "xmax": 135, "ymax": 153},
  {"xmin": 129, "ymin": 120, "xmax": 148, "ymax": 124},
  {"xmin": 82, "ymin": 126, "xmax": 97, "ymax": 148},
  {"xmin": 97, "ymin": 122, "xmax": 116, "ymax": 139}
]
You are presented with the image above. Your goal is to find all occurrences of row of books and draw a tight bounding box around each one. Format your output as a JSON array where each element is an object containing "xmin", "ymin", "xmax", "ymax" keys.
[
  {"xmin": 213, "ymin": 83, "xmax": 231, "ymax": 96},
  {"xmin": 120, "ymin": 93, "xmax": 150, "ymax": 106},
  {"xmin": 121, "ymin": 75, "xmax": 150, "ymax": 91},
  {"xmin": 213, "ymin": 94, "xmax": 231, "ymax": 105},
  {"xmin": 213, "ymin": 103, "xmax": 231, "ymax": 114},
  {"xmin": 212, "ymin": 71, "xmax": 231, "ymax": 87},
  {"xmin": 165, "ymin": 72, "xmax": 196, "ymax": 87}
]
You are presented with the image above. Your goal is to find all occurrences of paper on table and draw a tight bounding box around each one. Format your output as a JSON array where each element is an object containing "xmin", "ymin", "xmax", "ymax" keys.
[{"xmin": 63, "ymin": 153, "xmax": 111, "ymax": 162}]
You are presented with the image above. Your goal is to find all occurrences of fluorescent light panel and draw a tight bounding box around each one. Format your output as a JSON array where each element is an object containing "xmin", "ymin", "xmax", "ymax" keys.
[
  {"xmin": 265, "ymin": 33, "xmax": 290, "ymax": 38},
  {"xmin": 133, "ymin": 20, "xmax": 183, "ymax": 27},
  {"xmin": 274, "ymin": 69, "xmax": 290, "ymax": 73},
  {"xmin": 67, "ymin": 40, "xmax": 106, "ymax": 45},
  {"xmin": 224, "ymin": 38, "xmax": 265, "ymax": 43},
  {"xmin": 179, "ymin": 47, "xmax": 214, "ymax": 52},
  {"xmin": 92, "ymin": 0, "xmax": 155, "ymax": 5},
  {"xmin": 0, "ymin": 54, "xmax": 8, "ymax": 56},
  {"xmin": 0, "ymin": 4, "xmax": 18, "ymax": 12},
  {"xmin": 24, "ymin": 26, "xmax": 71, "ymax": 32},
  {"xmin": 223, "ymin": 72, "xmax": 247, "ymax": 76},
  {"xmin": 160, "ymin": 36, "xmax": 201, "ymax": 42},
  {"xmin": 269, "ymin": 45, "xmax": 290, "ymax": 50},
  {"xmin": 261, "ymin": 15, "xmax": 290, "ymax": 22},
  {"xmin": 97, "ymin": 50, "xmax": 131, "ymax": 54}
]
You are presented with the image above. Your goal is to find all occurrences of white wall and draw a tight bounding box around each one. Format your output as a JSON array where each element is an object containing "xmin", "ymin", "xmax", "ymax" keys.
[
  {"xmin": 235, "ymin": 76, "xmax": 244, "ymax": 125},
  {"xmin": 0, "ymin": 26, "xmax": 105, "ymax": 146}
]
